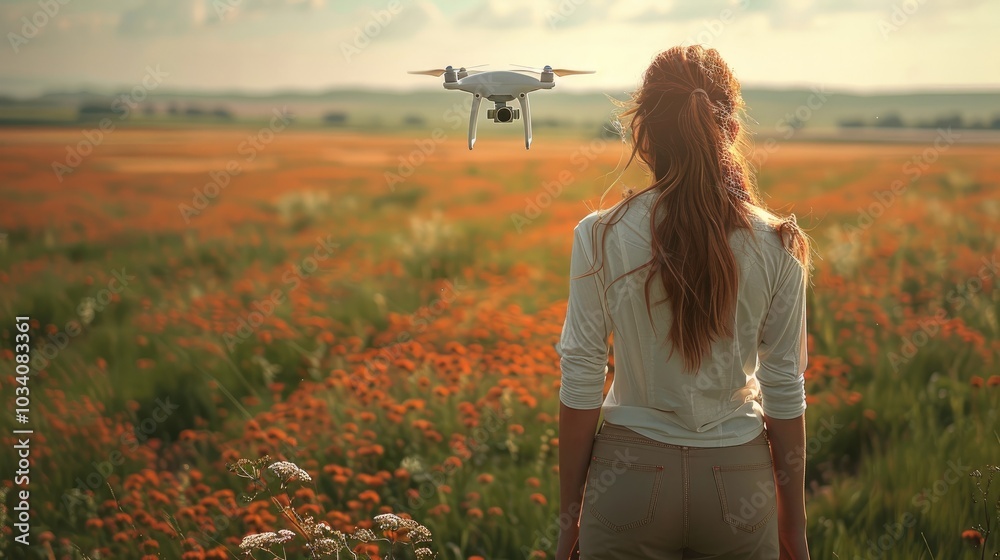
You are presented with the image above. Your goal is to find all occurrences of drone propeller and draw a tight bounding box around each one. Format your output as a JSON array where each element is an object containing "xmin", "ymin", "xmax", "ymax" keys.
[
  {"xmin": 551, "ymin": 68, "xmax": 596, "ymax": 76},
  {"xmin": 407, "ymin": 64, "xmax": 489, "ymax": 77},
  {"xmin": 510, "ymin": 64, "xmax": 596, "ymax": 76},
  {"xmin": 408, "ymin": 68, "xmax": 449, "ymax": 76}
]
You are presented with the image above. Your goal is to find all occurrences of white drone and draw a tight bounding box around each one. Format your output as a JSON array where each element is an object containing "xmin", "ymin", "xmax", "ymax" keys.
[{"xmin": 407, "ymin": 64, "xmax": 595, "ymax": 150}]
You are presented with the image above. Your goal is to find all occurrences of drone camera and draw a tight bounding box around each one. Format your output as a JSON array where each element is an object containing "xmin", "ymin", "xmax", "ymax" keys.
[{"xmin": 487, "ymin": 106, "xmax": 520, "ymax": 123}]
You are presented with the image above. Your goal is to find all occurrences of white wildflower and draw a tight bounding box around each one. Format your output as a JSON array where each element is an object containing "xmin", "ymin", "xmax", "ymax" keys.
[
  {"xmin": 268, "ymin": 461, "xmax": 312, "ymax": 482},
  {"xmin": 309, "ymin": 537, "xmax": 343, "ymax": 555},
  {"xmin": 239, "ymin": 530, "xmax": 296, "ymax": 551},
  {"xmin": 353, "ymin": 528, "xmax": 377, "ymax": 542},
  {"xmin": 408, "ymin": 524, "xmax": 432, "ymax": 544},
  {"xmin": 373, "ymin": 513, "xmax": 403, "ymax": 531},
  {"xmin": 415, "ymin": 547, "xmax": 435, "ymax": 560}
]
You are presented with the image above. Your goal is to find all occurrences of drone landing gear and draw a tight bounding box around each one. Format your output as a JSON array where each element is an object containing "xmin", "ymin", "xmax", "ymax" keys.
[
  {"xmin": 517, "ymin": 93, "xmax": 532, "ymax": 150},
  {"xmin": 467, "ymin": 93, "xmax": 534, "ymax": 150},
  {"xmin": 468, "ymin": 94, "xmax": 482, "ymax": 150}
]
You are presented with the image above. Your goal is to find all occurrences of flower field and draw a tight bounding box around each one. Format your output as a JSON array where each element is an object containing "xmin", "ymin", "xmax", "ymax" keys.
[{"xmin": 0, "ymin": 127, "xmax": 998, "ymax": 559}]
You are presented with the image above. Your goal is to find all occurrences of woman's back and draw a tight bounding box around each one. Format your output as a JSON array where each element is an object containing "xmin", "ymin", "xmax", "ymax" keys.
[{"xmin": 557, "ymin": 187, "xmax": 808, "ymax": 446}]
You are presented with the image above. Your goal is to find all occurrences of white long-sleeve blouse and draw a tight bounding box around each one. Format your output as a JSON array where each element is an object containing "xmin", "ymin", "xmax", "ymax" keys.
[{"xmin": 556, "ymin": 188, "xmax": 808, "ymax": 447}]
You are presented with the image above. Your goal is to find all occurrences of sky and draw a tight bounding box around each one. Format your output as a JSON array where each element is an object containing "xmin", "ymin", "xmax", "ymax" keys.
[{"xmin": 0, "ymin": 0, "xmax": 998, "ymax": 97}]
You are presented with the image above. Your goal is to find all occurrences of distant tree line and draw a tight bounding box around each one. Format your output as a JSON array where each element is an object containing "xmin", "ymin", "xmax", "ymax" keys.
[
  {"xmin": 77, "ymin": 102, "xmax": 233, "ymax": 121},
  {"xmin": 838, "ymin": 112, "xmax": 1000, "ymax": 130}
]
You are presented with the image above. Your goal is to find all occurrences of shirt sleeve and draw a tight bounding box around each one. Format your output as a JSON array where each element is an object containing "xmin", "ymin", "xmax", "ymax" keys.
[
  {"xmin": 556, "ymin": 221, "xmax": 612, "ymax": 410},
  {"xmin": 756, "ymin": 251, "xmax": 808, "ymax": 420}
]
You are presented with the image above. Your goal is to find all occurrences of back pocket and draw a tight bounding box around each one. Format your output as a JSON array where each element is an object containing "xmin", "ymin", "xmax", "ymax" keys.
[
  {"xmin": 585, "ymin": 455, "xmax": 663, "ymax": 533},
  {"xmin": 712, "ymin": 462, "xmax": 776, "ymax": 533}
]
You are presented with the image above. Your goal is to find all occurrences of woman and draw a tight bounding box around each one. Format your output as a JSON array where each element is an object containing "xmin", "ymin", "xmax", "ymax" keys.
[{"xmin": 554, "ymin": 45, "xmax": 812, "ymax": 559}]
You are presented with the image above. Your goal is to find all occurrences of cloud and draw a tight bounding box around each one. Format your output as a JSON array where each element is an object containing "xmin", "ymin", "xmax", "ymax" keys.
[
  {"xmin": 609, "ymin": 0, "xmax": 993, "ymax": 29},
  {"xmin": 454, "ymin": 0, "xmax": 536, "ymax": 29},
  {"xmin": 359, "ymin": 0, "xmax": 442, "ymax": 41},
  {"xmin": 541, "ymin": 0, "xmax": 616, "ymax": 29},
  {"xmin": 116, "ymin": 0, "xmax": 326, "ymax": 35},
  {"xmin": 117, "ymin": 0, "xmax": 207, "ymax": 36},
  {"xmin": 631, "ymin": 0, "xmax": 745, "ymax": 22}
]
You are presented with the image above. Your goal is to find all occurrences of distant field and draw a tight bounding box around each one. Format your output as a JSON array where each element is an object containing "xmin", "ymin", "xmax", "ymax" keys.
[
  {"xmin": 0, "ymin": 128, "xmax": 998, "ymax": 559},
  {"xmin": 3, "ymin": 86, "xmax": 999, "ymax": 135}
]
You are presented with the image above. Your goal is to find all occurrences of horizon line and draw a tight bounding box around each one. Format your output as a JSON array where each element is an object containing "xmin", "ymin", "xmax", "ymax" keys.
[{"xmin": 3, "ymin": 82, "xmax": 1000, "ymax": 101}]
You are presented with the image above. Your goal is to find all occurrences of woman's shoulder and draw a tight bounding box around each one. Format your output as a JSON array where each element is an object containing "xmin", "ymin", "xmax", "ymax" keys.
[
  {"xmin": 742, "ymin": 206, "xmax": 810, "ymax": 270},
  {"xmin": 741, "ymin": 207, "xmax": 800, "ymax": 254},
  {"xmin": 579, "ymin": 188, "xmax": 656, "ymax": 227}
]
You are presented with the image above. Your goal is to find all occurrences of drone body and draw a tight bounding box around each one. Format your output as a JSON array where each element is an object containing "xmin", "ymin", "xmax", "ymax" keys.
[{"xmin": 408, "ymin": 65, "xmax": 594, "ymax": 150}]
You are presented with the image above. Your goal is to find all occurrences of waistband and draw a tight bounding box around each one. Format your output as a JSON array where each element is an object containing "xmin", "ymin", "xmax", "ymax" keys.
[{"xmin": 596, "ymin": 421, "xmax": 769, "ymax": 449}]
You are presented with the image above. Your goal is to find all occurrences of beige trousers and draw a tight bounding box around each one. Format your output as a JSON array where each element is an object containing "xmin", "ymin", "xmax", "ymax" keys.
[{"xmin": 578, "ymin": 421, "xmax": 779, "ymax": 559}]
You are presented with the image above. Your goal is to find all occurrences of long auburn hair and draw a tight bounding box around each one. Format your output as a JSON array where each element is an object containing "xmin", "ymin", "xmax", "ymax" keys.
[{"xmin": 579, "ymin": 45, "xmax": 811, "ymax": 373}]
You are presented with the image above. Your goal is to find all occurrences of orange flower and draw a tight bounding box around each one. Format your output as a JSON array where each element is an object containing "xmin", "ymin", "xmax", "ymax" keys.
[
  {"xmin": 971, "ymin": 376, "xmax": 984, "ymax": 388},
  {"xmin": 509, "ymin": 424, "xmax": 525, "ymax": 435},
  {"xmin": 526, "ymin": 477, "xmax": 541, "ymax": 488},
  {"xmin": 962, "ymin": 529, "xmax": 984, "ymax": 546},
  {"xmin": 987, "ymin": 375, "xmax": 1000, "ymax": 387},
  {"xmin": 429, "ymin": 504, "xmax": 451, "ymax": 516},
  {"xmin": 359, "ymin": 490, "xmax": 381, "ymax": 504},
  {"xmin": 477, "ymin": 473, "xmax": 494, "ymax": 484},
  {"xmin": 530, "ymin": 493, "xmax": 548, "ymax": 506},
  {"xmin": 467, "ymin": 508, "xmax": 484, "ymax": 519}
]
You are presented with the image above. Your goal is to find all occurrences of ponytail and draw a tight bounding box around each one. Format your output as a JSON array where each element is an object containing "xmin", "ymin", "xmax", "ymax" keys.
[{"xmin": 578, "ymin": 45, "xmax": 811, "ymax": 373}]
